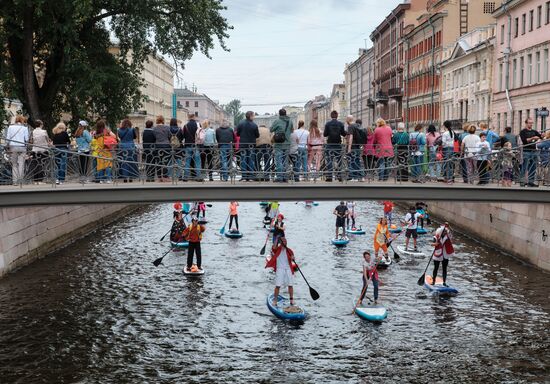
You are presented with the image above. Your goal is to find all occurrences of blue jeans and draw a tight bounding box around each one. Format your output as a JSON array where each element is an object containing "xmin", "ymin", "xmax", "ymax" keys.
[
  {"xmin": 297, "ymin": 147, "xmax": 308, "ymax": 179},
  {"xmin": 377, "ymin": 157, "xmax": 390, "ymax": 181},
  {"xmin": 219, "ymin": 144, "xmax": 231, "ymax": 181},
  {"xmin": 96, "ymin": 167, "xmax": 112, "ymax": 181},
  {"xmin": 324, "ymin": 144, "xmax": 342, "ymax": 180},
  {"xmin": 55, "ymin": 148, "xmax": 68, "ymax": 181},
  {"xmin": 274, "ymin": 146, "xmax": 289, "ymax": 181},
  {"xmin": 118, "ymin": 145, "xmax": 138, "ymax": 179},
  {"xmin": 412, "ymin": 155, "xmax": 424, "ymax": 179},
  {"xmin": 349, "ymin": 149, "xmax": 363, "ymax": 179},
  {"xmin": 240, "ymin": 145, "xmax": 256, "ymax": 180},
  {"xmin": 428, "ymin": 148, "xmax": 441, "ymax": 178},
  {"xmin": 184, "ymin": 146, "xmax": 202, "ymax": 179},
  {"xmin": 361, "ymin": 274, "xmax": 379, "ymax": 301},
  {"xmin": 521, "ymin": 151, "xmax": 538, "ymax": 184},
  {"xmin": 443, "ymin": 147, "xmax": 455, "ymax": 181}
]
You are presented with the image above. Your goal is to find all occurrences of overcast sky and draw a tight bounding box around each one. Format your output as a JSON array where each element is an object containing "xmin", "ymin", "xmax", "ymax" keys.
[{"xmin": 180, "ymin": 0, "xmax": 402, "ymax": 114}]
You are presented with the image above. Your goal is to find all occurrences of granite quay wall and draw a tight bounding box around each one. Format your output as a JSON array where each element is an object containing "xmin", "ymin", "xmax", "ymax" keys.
[
  {"xmin": 0, "ymin": 204, "xmax": 138, "ymax": 278},
  {"xmin": 425, "ymin": 202, "xmax": 550, "ymax": 272}
]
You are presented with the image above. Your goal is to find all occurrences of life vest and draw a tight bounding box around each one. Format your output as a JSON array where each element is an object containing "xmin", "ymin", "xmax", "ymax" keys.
[
  {"xmin": 434, "ymin": 228, "xmax": 454, "ymax": 256},
  {"xmin": 185, "ymin": 223, "xmax": 204, "ymax": 242}
]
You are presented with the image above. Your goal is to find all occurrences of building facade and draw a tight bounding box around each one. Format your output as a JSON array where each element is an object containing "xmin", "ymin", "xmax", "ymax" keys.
[
  {"xmin": 370, "ymin": 3, "xmax": 410, "ymax": 126},
  {"xmin": 404, "ymin": 0, "xmax": 503, "ymax": 128},
  {"xmin": 492, "ymin": 0, "xmax": 550, "ymax": 134},
  {"xmin": 304, "ymin": 95, "xmax": 328, "ymax": 126},
  {"xmin": 440, "ymin": 25, "xmax": 496, "ymax": 128},
  {"xmin": 344, "ymin": 48, "xmax": 374, "ymax": 125},
  {"xmin": 174, "ymin": 88, "xmax": 231, "ymax": 127}
]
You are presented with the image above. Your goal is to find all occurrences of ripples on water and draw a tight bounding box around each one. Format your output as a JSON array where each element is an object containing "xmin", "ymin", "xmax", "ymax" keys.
[{"xmin": 0, "ymin": 202, "xmax": 548, "ymax": 383}]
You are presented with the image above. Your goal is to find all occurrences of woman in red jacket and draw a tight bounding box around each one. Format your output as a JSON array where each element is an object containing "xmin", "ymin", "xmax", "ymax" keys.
[{"xmin": 265, "ymin": 237, "xmax": 296, "ymax": 306}]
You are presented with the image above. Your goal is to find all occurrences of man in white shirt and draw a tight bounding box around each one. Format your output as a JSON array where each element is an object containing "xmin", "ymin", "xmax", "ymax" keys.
[
  {"xmin": 402, "ymin": 206, "xmax": 424, "ymax": 251},
  {"xmin": 294, "ymin": 120, "xmax": 309, "ymax": 180},
  {"xmin": 6, "ymin": 115, "xmax": 30, "ymax": 185}
]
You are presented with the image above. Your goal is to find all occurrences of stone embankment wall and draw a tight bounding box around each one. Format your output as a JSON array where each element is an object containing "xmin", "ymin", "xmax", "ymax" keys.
[
  {"xmin": 426, "ymin": 202, "xmax": 550, "ymax": 272},
  {"xmin": 0, "ymin": 205, "xmax": 137, "ymax": 278}
]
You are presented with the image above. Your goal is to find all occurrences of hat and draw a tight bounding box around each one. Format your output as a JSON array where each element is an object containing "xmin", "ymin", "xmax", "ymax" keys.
[
  {"xmin": 277, "ymin": 213, "xmax": 284, "ymax": 220},
  {"xmin": 79, "ymin": 120, "xmax": 88, "ymax": 127}
]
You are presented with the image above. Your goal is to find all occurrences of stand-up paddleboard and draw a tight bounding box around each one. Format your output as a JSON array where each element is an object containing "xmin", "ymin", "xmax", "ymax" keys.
[
  {"xmin": 417, "ymin": 227, "xmax": 428, "ymax": 235},
  {"xmin": 266, "ymin": 294, "xmax": 306, "ymax": 321},
  {"xmin": 225, "ymin": 230, "xmax": 243, "ymax": 239},
  {"xmin": 397, "ymin": 246, "xmax": 425, "ymax": 256},
  {"xmin": 355, "ymin": 304, "xmax": 388, "ymax": 322},
  {"xmin": 183, "ymin": 265, "xmax": 205, "ymax": 276},
  {"xmin": 376, "ymin": 256, "xmax": 392, "ymax": 269},
  {"xmin": 259, "ymin": 202, "xmax": 269, "ymax": 207},
  {"xmin": 331, "ymin": 237, "xmax": 350, "ymax": 246},
  {"xmin": 424, "ymin": 275, "xmax": 458, "ymax": 296},
  {"xmin": 347, "ymin": 227, "xmax": 366, "ymax": 235},
  {"xmin": 171, "ymin": 240, "xmax": 189, "ymax": 249},
  {"xmin": 304, "ymin": 201, "xmax": 319, "ymax": 207},
  {"xmin": 198, "ymin": 219, "xmax": 208, "ymax": 225},
  {"xmin": 389, "ymin": 227, "xmax": 402, "ymax": 234}
]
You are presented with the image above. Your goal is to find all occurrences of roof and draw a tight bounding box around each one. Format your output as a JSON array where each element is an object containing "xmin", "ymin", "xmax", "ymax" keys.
[
  {"xmin": 370, "ymin": 3, "xmax": 411, "ymax": 40},
  {"xmin": 174, "ymin": 88, "xmax": 202, "ymax": 98}
]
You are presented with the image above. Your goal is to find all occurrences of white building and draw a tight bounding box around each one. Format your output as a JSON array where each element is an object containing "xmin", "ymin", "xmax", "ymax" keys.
[
  {"xmin": 175, "ymin": 88, "xmax": 231, "ymax": 127},
  {"xmin": 440, "ymin": 25, "xmax": 496, "ymax": 127}
]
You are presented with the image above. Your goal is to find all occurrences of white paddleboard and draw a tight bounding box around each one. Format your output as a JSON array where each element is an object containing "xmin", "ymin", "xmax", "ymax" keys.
[{"xmin": 397, "ymin": 246, "xmax": 425, "ymax": 256}]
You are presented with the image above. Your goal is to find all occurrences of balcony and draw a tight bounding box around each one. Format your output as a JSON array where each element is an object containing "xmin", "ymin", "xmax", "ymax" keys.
[
  {"xmin": 375, "ymin": 91, "xmax": 389, "ymax": 104},
  {"xmin": 388, "ymin": 87, "xmax": 403, "ymax": 98},
  {"xmin": 367, "ymin": 98, "xmax": 375, "ymax": 108}
]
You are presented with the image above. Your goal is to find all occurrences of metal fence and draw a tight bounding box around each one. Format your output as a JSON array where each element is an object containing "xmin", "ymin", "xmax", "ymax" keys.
[{"xmin": 1, "ymin": 140, "xmax": 549, "ymax": 187}]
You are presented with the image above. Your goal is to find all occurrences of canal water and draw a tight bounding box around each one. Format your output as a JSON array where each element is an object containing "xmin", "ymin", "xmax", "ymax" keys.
[{"xmin": 0, "ymin": 202, "xmax": 548, "ymax": 383}]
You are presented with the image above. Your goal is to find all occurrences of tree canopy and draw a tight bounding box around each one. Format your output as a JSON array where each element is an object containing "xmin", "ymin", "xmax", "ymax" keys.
[
  {"xmin": 223, "ymin": 99, "xmax": 244, "ymax": 127},
  {"xmin": 0, "ymin": 0, "xmax": 231, "ymax": 129}
]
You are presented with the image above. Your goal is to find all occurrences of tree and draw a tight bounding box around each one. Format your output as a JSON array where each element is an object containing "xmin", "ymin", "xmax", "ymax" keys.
[
  {"xmin": 223, "ymin": 99, "xmax": 244, "ymax": 127},
  {"xmin": 0, "ymin": 0, "xmax": 231, "ymax": 128}
]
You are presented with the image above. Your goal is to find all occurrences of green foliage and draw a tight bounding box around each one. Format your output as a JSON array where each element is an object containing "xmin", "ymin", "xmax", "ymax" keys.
[
  {"xmin": 0, "ymin": 0, "xmax": 231, "ymax": 129},
  {"xmin": 223, "ymin": 99, "xmax": 244, "ymax": 127}
]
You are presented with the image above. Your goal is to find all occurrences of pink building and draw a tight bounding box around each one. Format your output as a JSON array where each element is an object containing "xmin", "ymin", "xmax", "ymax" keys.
[{"xmin": 492, "ymin": 0, "xmax": 550, "ymax": 133}]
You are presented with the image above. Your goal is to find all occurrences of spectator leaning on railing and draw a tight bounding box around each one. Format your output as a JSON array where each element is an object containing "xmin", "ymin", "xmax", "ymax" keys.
[
  {"xmin": 441, "ymin": 120, "xmax": 456, "ymax": 184},
  {"xmin": 5, "ymin": 115, "xmax": 30, "ymax": 185},
  {"xmin": 236, "ymin": 111, "xmax": 260, "ymax": 181},
  {"xmin": 373, "ymin": 118, "xmax": 394, "ymax": 182},
  {"xmin": 519, "ymin": 118, "xmax": 542, "ymax": 187},
  {"xmin": 392, "ymin": 122, "xmax": 409, "ymax": 182},
  {"xmin": 30, "ymin": 119, "xmax": 50, "ymax": 184},
  {"xmin": 216, "ymin": 120, "xmax": 234, "ymax": 182},
  {"xmin": 409, "ymin": 124, "xmax": 426, "ymax": 183},
  {"xmin": 256, "ymin": 124, "xmax": 272, "ymax": 181}
]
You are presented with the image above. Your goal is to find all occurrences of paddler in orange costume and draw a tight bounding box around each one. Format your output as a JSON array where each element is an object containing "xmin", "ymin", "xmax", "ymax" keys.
[
  {"xmin": 265, "ymin": 237, "xmax": 296, "ymax": 306},
  {"xmin": 373, "ymin": 217, "xmax": 391, "ymax": 261},
  {"xmin": 431, "ymin": 222, "xmax": 455, "ymax": 286}
]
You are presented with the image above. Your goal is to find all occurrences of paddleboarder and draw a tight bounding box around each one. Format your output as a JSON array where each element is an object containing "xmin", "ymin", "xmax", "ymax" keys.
[
  {"xmin": 402, "ymin": 206, "xmax": 424, "ymax": 252},
  {"xmin": 197, "ymin": 201, "xmax": 207, "ymax": 218},
  {"xmin": 266, "ymin": 237, "xmax": 296, "ymax": 306},
  {"xmin": 334, "ymin": 201, "xmax": 349, "ymax": 239},
  {"xmin": 170, "ymin": 210, "xmax": 187, "ymax": 243},
  {"xmin": 359, "ymin": 251, "xmax": 379, "ymax": 305},
  {"xmin": 416, "ymin": 202, "xmax": 427, "ymax": 230},
  {"xmin": 431, "ymin": 222, "xmax": 455, "ymax": 286},
  {"xmin": 272, "ymin": 213, "xmax": 286, "ymax": 244},
  {"xmin": 228, "ymin": 201, "xmax": 240, "ymax": 232},
  {"xmin": 182, "ymin": 217, "xmax": 206, "ymax": 271},
  {"xmin": 346, "ymin": 201, "xmax": 357, "ymax": 229},
  {"xmin": 383, "ymin": 200, "xmax": 394, "ymax": 226},
  {"xmin": 374, "ymin": 217, "xmax": 391, "ymax": 261}
]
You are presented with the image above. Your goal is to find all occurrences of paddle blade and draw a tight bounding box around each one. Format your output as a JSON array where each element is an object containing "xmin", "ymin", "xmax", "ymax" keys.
[
  {"xmin": 219, "ymin": 226, "xmax": 225, "ymax": 235},
  {"xmin": 309, "ymin": 287, "xmax": 320, "ymax": 301},
  {"xmin": 153, "ymin": 257, "xmax": 163, "ymax": 267},
  {"xmin": 417, "ymin": 273, "xmax": 426, "ymax": 286},
  {"xmin": 260, "ymin": 244, "xmax": 267, "ymax": 255},
  {"xmin": 393, "ymin": 249, "xmax": 400, "ymax": 260}
]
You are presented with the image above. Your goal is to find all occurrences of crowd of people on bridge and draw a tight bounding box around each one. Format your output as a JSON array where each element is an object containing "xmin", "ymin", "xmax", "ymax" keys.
[{"xmin": 2, "ymin": 111, "xmax": 550, "ymax": 187}]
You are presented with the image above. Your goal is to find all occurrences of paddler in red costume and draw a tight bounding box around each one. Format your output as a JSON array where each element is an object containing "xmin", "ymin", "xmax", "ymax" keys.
[
  {"xmin": 265, "ymin": 237, "xmax": 296, "ymax": 306},
  {"xmin": 431, "ymin": 222, "xmax": 455, "ymax": 286},
  {"xmin": 170, "ymin": 203, "xmax": 187, "ymax": 243}
]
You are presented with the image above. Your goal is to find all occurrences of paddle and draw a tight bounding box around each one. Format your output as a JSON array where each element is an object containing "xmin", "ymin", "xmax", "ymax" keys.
[
  {"xmin": 219, "ymin": 214, "xmax": 230, "ymax": 235},
  {"xmin": 352, "ymin": 284, "xmax": 368, "ymax": 314},
  {"xmin": 259, "ymin": 231, "xmax": 271, "ymax": 255},
  {"xmin": 292, "ymin": 260, "xmax": 320, "ymax": 301},
  {"xmin": 153, "ymin": 249, "xmax": 172, "ymax": 267},
  {"xmin": 159, "ymin": 228, "xmax": 171, "ymax": 242}
]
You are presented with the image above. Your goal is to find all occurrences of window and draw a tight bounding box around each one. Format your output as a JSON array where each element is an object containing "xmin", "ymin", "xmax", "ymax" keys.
[
  {"xmin": 536, "ymin": 51, "xmax": 541, "ymax": 83},
  {"xmin": 483, "ymin": 2, "xmax": 496, "ymax": 14},
  {"xmin": 185, "ymin": 101, "xmax": 189, "ymax": 107},
  {"xmin": 529, "ymin": 10, "xmax": 534, "ymax": 31},
  {"xmin": 514, "ymin": 17, "xmax": 519, "ymax": 37},
  {"xmin": 512, "ymin": 59, "xmax": 517, "ymax": 88},
  {"xmin": 547, "ymin": 1, "xmax": 550, "ymax": 24},
  {"xmin": 499, "ymin": 63, "xmax": 504, "ymax": 91},
  {"xmin": 194, "ymin": 112, "xmax": 199, "ymax": 117},
  {"xmin": 520, "ymin": 57, "xmax": 525, "ymax": 87},
  {"xmin": 522, "ymin": 14, "xmax": 526, "ymax": 35},
  {"xmin": 504, "ymin": 112, "xmax": 508, "ymax": 127},
  {"xmin": 483, "ymin": 60, "xmax": 487, "ymax": 80},
  {"xmin": 194, "ymin": 101, "xmax": 199, "ymax": 107},
  {"xmin": 528, "ymin": 54, "xmax": 533, "ymax": 84},
  {"xmin": 519, "ymin": 110, "xmax": 523, "ymax": 129},
  {"xmin": 500, "ymin": 24, "xmax": 505, "ymax": 44},
  {"xmin": 497, "ymin": 113, "xmax": 501, "ymax": 130},
  {"xmin": 544, "ymin": 49, "xmax": 549, "ymax": 82},
  {"xmin": 538, "ymin": 6, "xmax": 542, "ymax": 28}
]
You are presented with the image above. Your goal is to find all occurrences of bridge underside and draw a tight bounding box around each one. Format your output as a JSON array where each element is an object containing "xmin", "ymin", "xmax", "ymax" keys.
[{"xmin": 0, "ymin": 182, "xmax": 549, "ymax": 207}]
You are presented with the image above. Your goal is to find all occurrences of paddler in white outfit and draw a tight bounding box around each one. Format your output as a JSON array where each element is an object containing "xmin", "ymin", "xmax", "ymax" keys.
[
  {"xmin": 265, "ymin": 237, "xmax": 295, "ymax": 306},
  {"xmin": 431, "ymin": 222, "xmax": 455, "ymax": 286}
]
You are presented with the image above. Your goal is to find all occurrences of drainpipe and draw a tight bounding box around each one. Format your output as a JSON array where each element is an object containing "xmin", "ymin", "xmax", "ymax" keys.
[
  {"xmin": 390, "ymin": 9, "xmax": 399, "ymax": 123},
  {"xmin": 404, "ymin": 37, "xmax": 411, "ymax": 130},
  {"xmin": 503, "ymin": 1, "xmax": 514, "ymax": 118},
  {"xmin": 428, "ymin": 16, "xmax": 436, "ymax": 124}
]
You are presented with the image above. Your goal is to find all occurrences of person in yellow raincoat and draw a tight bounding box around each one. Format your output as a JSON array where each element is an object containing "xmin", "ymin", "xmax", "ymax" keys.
[
  {"xmin": 373, "ymin": 217, "xmax": 391, "ymax": 261},
  {"xmin": 91, "ymin": 120, "xmax": 116, "ymax": 183}
]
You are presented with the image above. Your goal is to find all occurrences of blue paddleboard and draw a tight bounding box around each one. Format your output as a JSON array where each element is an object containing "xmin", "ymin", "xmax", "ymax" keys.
[
  {"xmin": 331, "ymin": 238, "xmax": 350, "ymax": 246},
  {"xmin": 171, "ymin": 240, "xmax": 189, "ymax": 248},
  {"xmin": 424, "ymin": 275, "xmax": 458, "ymax": 296},
  {"xmin": 266, "ymin": 294, "xmax": 306, "ymax": 321},
  {"xmin": 355, "ymin": 305, "xmax": 388, "ymax": 322},
  {"xmin": 225, "ymin": 231, "xmax": 243, "ymax": 239},
  {"xmin": 347, "ymin": 227, "xmax": 366, "ymax": 235}
]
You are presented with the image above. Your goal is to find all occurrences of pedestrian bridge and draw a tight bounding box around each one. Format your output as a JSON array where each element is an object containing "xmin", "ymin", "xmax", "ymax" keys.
[{"xmin": 1, "ymin": 181, "xmax": 549, "ymax": 207}]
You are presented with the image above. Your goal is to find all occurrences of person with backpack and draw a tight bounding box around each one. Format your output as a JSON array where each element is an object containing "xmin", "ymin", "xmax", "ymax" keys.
[
  {"xmin": 179, "ymin": 113, "xmax": 203, "ymax": 181},
  {"xmin": 270, "ymin": 109, "xmax": 293, "ymax": 182},
  {"xmin": 426, "ymin": 124, "xmax": 442, "ymax": 181},
  {"xmin": 201, "ymin": 120, "xmax": 217, "ymax": 181},
  {"xmin": 323, "ymin": 110, "xmax": 346, "ymax": 182},
  {"xmin": 347, "ymin": 118, "xmax": 366, "ymax": 181},
  {"xmin": 216, "ymin": 121, "xmax": 234, "ymax": 181},
  {"xmin": 392, "ymin": 122, "xmax": 409, "ymax": 182},
  {"xmin": 441, "ymin": 120, "xmax": 457, "ymax": 184},
  {"xmin": 117, "ymin": 118, "xmax": 138, "ymax": 182},
  {"xmin": 152, "ymin": 115, "xmax": 171, "ymax": 182},
  {"xmin": 373, "ymin": 118, "xmax": 394, "ymax": 181},
  {"xmin": 409, "ymin": 124, "xmax": 426, "ymax": 183},
  {"xmin": 182, "ymin": 216, "xmax": 206, "ymax": 272},
  {"xmin": 402, "ymin": 206, "xmax": 424, "ymax": 252},
  {"xmin": 236, "ymin": 111, "xmax": 260, "ymax": 181}
]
